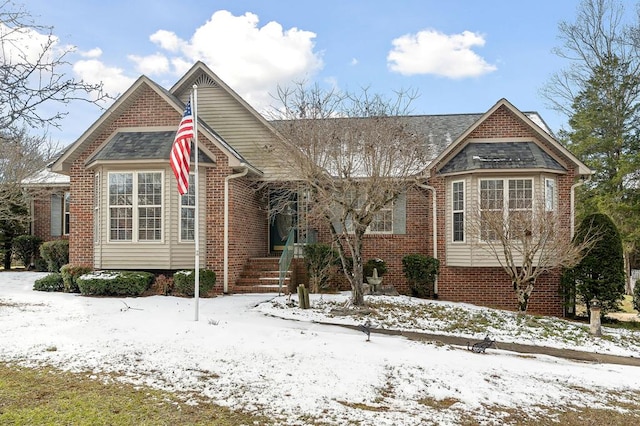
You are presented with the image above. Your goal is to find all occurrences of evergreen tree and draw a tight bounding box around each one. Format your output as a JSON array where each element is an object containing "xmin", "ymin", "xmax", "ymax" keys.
[
  {"xmin": 569, "ymin": 213, "xmax": 625, "ymax": 315},
  {"xmin": 545, "ymin": 0, "xmax": 640, "ymax": 289}
]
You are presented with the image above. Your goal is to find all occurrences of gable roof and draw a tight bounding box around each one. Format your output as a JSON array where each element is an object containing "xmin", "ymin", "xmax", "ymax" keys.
[
  {"xmin": 440, "ymin": 141, "xmax": 565, "ymax": 174},
  {"xmin": 171, "ymin": 62, "xmax": 282, "ymax": 140},
  {"xmin": 50, "ymin": 74, "xmax": 250, "ymax": 174},
  {"xmin": 428, "ymin": 98, "xmax": 591, "ymax": 176},
  {"xmin": 86, "ymin": 131, "xmax": 214, "ymax": 165}
]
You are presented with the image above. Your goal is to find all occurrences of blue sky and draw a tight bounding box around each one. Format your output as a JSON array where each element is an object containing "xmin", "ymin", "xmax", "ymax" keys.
[{"xmin": 24, "ymin": 0, "xmax": 585, "ymax": 146}]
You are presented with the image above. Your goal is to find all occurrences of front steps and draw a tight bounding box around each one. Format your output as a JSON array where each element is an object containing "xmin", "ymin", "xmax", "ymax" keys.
[{"xmin": 233, "ymin": 257, "xmax": 292, "ymax": 294}]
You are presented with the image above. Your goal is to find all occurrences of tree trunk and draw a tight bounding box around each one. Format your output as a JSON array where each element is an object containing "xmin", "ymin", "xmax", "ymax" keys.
[
  {"xmin": 514, "ymin": 278, "xmax": 535, "ymax": 313},
  {"xmin": 624, "ymin": 251, "xmax": 632, "ymax": 295},
  {"xmin": 351, "ymin": 253, "xmax": 365, "ymax": 306},
  {"xmin": 3, "ymin": 244, "xmax": 11, "ymax": 270}
]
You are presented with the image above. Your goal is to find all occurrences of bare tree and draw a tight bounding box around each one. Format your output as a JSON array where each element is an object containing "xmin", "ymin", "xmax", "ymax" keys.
[
  {"xmin": 542, "ymin": 0, "xmax": 640, "ymax": 117},
  {"xmin": 268, "ymin": 83, "xmax": 430, "ymax": 306},
  {"xmin": 1, "ymin": 127, "xmax": 59, "ymax": 223},
  {"xmin": 468, "ymin": 194, "xmax": 596, "ymax": 313},
  {"xmin": 0, "ymin": 1, "xmax": 110, "ymax": 131}
]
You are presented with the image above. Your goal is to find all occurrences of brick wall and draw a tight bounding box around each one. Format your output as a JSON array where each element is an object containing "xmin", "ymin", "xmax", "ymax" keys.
[
  {"xmin": 29, "ymin": 187, "xmax": 68, "ymax": 242},
  {"xmin": 68, "ymin": 85, "xmax": 269, "ymax": 284},
  {"xmin": 312, "ymin": 105, "xmax": 578, "ymax": 317},
  {"xmin": 69, "ymin": 86, "xmax": 181, "ymax": 266},
  {"xmin": 205, "ymin": 165, "xmax": 268, "ymax": 293}
]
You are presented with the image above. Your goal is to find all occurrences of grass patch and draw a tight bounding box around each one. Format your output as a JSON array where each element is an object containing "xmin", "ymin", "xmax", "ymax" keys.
[
  {"xmin": 335, "ymin": 400, "xmax": 389, "ymax": 412},
  {"xmin": 417, "ymin": 396, "xmax": 461, "ymax": 410},
  {"xmin": 621, "ymin": 295, "xmax": 638, "ymax": 314},
  {"xmin": 0, "ymin": 362, "xmax": 271, "ymax": 425}
]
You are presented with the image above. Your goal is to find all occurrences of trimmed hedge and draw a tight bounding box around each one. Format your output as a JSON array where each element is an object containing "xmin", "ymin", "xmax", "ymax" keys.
[
  {"xmin": 173, "ymin": 269, "xmax": 216, "ymax": 297},
  {"xmin": 402, "ymin": 253, "xmax": 439, "ymax": 298},
  {"xmin": 76, "ymin": 270, "xmax": 154, "ymax": 297},
  {"xmin": 60, "ymin": 264, "xmax": 93, "ymax": 293},
  {"xmin": 40, "ymin": 240, "xmax": 69, "ymax": 272},
  {"xmin": 33, "ymin": 273, "xmax": 64, "ymax": 292}
]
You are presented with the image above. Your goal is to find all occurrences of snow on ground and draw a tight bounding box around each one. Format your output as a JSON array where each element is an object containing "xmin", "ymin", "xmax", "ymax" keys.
[{"xmin": 1, "ymin": 271, "xmax": 639, "ymax": 425}]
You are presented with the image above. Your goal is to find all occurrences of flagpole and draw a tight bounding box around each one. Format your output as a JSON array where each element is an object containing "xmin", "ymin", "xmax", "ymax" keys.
[{"xmin": 193, "ymin": 85, "xmax": 200, "ymax": 321}]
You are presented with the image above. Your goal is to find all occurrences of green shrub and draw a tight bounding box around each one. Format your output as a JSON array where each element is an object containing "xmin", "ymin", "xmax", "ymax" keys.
[
  {"xmin": 76, "ymin": 270, "xmax": 154, "ymax": 296},
  {"xmin": 303, "ymin": 243, "xmax": 339, "ymax": 293},
  {"xmin": 40, "ymin": 240, "xmax": 69, "ymax": 272},
  {"xmin": 402, "ymin": 253, "xmax": 439, "ymax": 298},
  {"xmin": 60, "ymin": 264, "xmax": 93, "ymax": 293},
  {"xmin": 173, "ymin": 269, "xmax": 216, "ymax": 297},
  {"xmin": 12, "ymin": 235, "xmax": 42, "ymax": 269},
  {"xmin": 33, "ymin": 273, "xmax": 64, "ymax": 292},
  {"xmin": 364, "ymin": 258, "xmax": 387, "ymax": 278},
  {"xmin": 633, "ymin": 280, "xmax": 640, "ymax": 313}
]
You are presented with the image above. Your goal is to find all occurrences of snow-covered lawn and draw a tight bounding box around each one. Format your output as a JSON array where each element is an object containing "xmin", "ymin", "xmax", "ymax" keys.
[{"xmin": 1, "ymin": 271, "xmax": 639, "ymax": 425}]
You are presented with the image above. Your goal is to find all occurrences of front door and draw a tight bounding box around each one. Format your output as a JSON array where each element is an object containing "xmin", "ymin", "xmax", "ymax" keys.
[{"xmin": 269, "ymin": 191, "xmax": 297, "ymax": 252}]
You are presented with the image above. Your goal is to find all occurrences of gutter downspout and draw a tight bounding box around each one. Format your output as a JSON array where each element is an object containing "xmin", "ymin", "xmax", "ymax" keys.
[
  {"xmin": 224, "ymin": 165, "xmax": 249, "ymax": 294},
  {"xmin": 417, "ymin": 183, "xmax": 438, "ymax": 296}
]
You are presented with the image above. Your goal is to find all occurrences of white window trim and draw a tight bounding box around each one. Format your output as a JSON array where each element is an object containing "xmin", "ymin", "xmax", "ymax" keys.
[
  {"xmin": 63, "ymin": 191, "xmax": 70, "ymax": 236},
  {"xmin": 452, "ymin": 180, "xmax": 465, "ymax": 243},
  {"xmin": 544, "ymin": 177, "xmax": 556, "ymax": 212},
  {"xmin": 345, "ymin": 203, "xmax": 394, "ymax": 235},
  {"xmin": 478, "ymin": 177, "xmax": 534, "ymax": 242},
  {"xmin": 107, "ymin": 171, "xmax": 164, "ymax": 243},
  {"xmin": 367, "ymin": 203, "xmax": 394, "ymax": 234},
  {"xmin": 179, "ymin": 174, "xmax": 196, "ymax": 242}
]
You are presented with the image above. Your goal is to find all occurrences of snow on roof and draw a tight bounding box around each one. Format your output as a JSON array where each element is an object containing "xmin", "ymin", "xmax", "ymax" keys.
[{"xmin": 21, "ymin": 169, "xmax": 70, "ymax": 186}]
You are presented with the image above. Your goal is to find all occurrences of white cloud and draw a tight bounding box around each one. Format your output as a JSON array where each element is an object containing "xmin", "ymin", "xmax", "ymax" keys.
[
  {"xmin": 149, "ymin": 30, "xmax": 185, "ymax": 53},
  {"xmin": 80, "ymin": 48, "xmax": 102, "ymax": 58},
  {"xmin": 43, "ymin": 10, "xmax": 321, "ymax": 113},
  {"xmin": 73, "ymin": 59, "xmax": 136, "ymax": 100},
  {"xmin": 146, "ymin": 10, "xmax": 323, "ymax": 111},
  {"xmin": 0, "ymin": 23, "xmax": 65, "ymax": 64},
  {"xmin": 387, "ymin": 29, "xmax": 497, "ymax": 78},
  {"xmin": 350, "ymin": 58, "xmax": 358, "ymax": 66},
  {"xmin": 128, "ymin": 53, "xmax": 170, "ymax": 76}
]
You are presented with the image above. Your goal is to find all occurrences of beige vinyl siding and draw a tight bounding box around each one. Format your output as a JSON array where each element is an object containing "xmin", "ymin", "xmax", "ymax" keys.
[
  {"xmin": 94, "ymin": 165, "xmax": 206, "ymax": 270},
  {"xmin": 195, "ymin": 85, "xmax": 283, "ymax": 175},
  {"xmin": 445, "ymin": 174, "xmax": 557, "ymax": 267}
]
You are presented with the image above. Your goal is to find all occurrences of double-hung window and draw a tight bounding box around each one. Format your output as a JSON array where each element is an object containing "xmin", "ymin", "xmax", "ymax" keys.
[
  {"xmin": 480, "ymin": 179, "xmax": 504, "ymax": 241},
  {"xmin": 545, "ymin": 178, "xmax": 556, "ymax": 212},
  {"xmin": 452, "ymin": 181, "xmax": 464, "ymax": 242},
  {"xmin": 50, "ymin": 192, "xmax": 70, "ymax": 237},
  {"xmin": 180, "ymin": 174, "xmax": 196, "ymax": 241},
  {"xmin": 108, "ymin": 172, "xmax": 162, "ymax": 242},
  {"xmin": 345, "ymin": 190, "xmax": 393, "ymax": 234},
  {"xmin": 508, "ymin": 179, "xmax": 533, "ymax": 235},
  {"xmin": 369, "ymin": 204, "xmax": 393, "ymax": 233},
  {"xmin": 479, "ymin": 178, "xmax": 533, "ymax": 241}
]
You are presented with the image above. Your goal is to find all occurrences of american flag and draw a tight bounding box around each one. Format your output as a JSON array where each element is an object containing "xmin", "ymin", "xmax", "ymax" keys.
[{"xmin": 170, "ymin": 101, "xmax": 194, "ymax": 195}]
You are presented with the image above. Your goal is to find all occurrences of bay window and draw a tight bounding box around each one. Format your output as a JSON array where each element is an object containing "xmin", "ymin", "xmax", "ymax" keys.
[
  {"xmin": 108, "ymin": 172, "xmax": 163, "ymax": 242},
  {"xmin": 479, "ymin": 178, "xmax": 533, "ymax": 241}
]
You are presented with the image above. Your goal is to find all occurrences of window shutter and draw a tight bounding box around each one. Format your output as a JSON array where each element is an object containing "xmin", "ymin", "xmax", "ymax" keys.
[
  {"xmin": 393, "ymin": 192, "xmax": 407, "ymax": 235},
  {"xmin": 50, "ymin": 194, "xmax": 62, "ymax": 237}
]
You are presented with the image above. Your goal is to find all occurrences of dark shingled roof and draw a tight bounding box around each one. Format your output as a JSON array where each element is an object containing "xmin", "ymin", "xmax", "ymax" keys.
[
  {"xmin": 87, "ymin": 131, "xmax": 214, "ymax": 164},
  {"xmin": 440, "ymin": 142, "xmax": 566, "ymax": 174},
  {"xmin": 399, "ymin": 114, "xmax": 484, "ymax": 160}
]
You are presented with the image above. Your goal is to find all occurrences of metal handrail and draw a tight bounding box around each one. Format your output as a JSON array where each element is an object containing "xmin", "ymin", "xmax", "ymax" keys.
[{"xmin": 278, "ymin": 227, "xmax": 296, "ymax": 295}]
